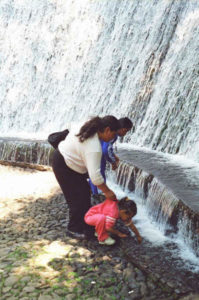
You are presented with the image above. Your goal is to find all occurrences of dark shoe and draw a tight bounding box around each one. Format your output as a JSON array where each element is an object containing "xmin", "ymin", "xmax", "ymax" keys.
[{"xmin": 67, "ymin": 230, "xmax": 86, "ymax": 240}]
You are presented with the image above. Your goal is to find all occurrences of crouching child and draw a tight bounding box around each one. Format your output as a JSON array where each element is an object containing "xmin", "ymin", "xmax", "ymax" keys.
[{"xmin": 84, "ymin": 196, "xmax": 142, "ymax": 245}]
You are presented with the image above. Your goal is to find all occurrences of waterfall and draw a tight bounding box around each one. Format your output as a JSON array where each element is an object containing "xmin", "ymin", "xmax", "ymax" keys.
[
  {"xmin": 0, "ymin": 138, "xmax": 52, "ymax": 166},
  {"xmin": 0, "ymin": 0, "xmax": 199, "ymax": 162},
  {"xmin": 115, "ymin": 153, "xmax": 199, "ymax": 257},
  {"xmin": 1, "ymin": 0, "xmax": 199, "ymax": 266}
]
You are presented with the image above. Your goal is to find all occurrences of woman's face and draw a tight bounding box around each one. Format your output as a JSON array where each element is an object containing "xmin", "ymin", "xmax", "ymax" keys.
[
  {"xmin": 117, "ymin": 127, "xmax": 131, "ymax": 137},
  {"xmin": 99, "ymin": 127, "xmax": 116, "ymax": 142}
]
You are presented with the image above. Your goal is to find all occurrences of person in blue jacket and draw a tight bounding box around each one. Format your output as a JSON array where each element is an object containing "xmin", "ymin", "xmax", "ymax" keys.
[{"xmin": 89, "ymin": 117, "xmax": 133, "ymax": 195}]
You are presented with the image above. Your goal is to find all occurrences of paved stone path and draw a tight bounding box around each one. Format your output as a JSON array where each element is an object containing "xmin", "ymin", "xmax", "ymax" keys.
[{"xmin": 0, "ymin": 165, "xmax": 199, "ymax": 300}]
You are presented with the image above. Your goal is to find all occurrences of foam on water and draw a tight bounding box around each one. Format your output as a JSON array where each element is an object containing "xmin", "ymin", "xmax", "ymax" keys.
[{"xmin": 107, "ymin": 177, "xmax": 199, "ymax": 273}]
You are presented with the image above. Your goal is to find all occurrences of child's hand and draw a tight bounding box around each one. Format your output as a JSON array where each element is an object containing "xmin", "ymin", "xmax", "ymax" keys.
[
  {"xmin": 137, "ymin": 236, "xmax": 142, "ymax": 244},
  {"xmin": 118, "ymin": 232, "xmax": 128, "ymax": 238}
]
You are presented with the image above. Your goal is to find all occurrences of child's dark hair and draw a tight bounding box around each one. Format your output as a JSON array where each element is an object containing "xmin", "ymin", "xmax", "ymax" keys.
[
  {"xmin": 118, "ymin": 197, "xmax": 137, "ymax": 215},
  {"xmin": 119, "ymin": 117, "xmax": 133, "ymax": 130},
  {"xmin": 76, "ymin": 115, "xmax": 120, "ymax": 142}
]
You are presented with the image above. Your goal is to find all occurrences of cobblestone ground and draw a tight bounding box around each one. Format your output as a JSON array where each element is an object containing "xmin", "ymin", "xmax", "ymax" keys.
[{"xmin": 0, "ymin": 165, "xmax": 199, "ymax": 300}]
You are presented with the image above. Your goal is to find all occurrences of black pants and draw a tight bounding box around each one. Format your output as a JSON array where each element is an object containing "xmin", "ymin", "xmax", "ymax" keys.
[{"xmin": 52, "ymin": 149, "xmax": 93, "ymax": 235}]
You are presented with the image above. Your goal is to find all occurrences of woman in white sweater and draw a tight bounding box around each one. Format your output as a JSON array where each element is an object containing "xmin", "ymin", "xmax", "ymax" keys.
[{"xmin": 52, "ymin": 115, "xmax": 120, "ymax": 239}]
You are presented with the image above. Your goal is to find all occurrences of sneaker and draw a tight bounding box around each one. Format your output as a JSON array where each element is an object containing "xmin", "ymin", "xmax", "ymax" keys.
[
  {"xmin": 67, "ymin": 230, "xmax": 86, "ymax": 240},
  {"xmin": 94, "ymin": 232, "xmax": 98, "ymax": 237},
  {"xmin": 99, "ymin": 237, "xmax": 115, "ymax": 245}
]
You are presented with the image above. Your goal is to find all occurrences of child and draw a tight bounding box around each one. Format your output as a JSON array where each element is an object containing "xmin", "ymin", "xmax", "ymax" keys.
[{"xmin": 84, "ymin": 197, "xmax": 142, "ymax": 245}]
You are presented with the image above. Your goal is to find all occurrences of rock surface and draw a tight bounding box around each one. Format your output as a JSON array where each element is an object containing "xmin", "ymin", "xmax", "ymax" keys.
[{"xmin": 0, "ymin": 165, "xmax": 199, "ymax": 300}]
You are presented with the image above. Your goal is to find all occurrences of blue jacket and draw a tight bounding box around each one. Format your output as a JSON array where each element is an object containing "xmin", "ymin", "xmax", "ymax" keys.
[
  {"xmin": 100, "ymin": 136, "xmax": 117, "ymax": 170},
  {"xmin": 89, "ymin": 136, "xmax": 118, "ymax": 194}
]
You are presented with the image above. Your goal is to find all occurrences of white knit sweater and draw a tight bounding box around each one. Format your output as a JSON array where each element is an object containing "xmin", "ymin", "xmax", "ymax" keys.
[{"xmin": 59, "ymin": 127, "xmax": 104, "ymax": 186}]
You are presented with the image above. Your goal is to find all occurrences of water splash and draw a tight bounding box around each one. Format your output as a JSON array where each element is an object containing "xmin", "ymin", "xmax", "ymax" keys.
[
  {"xmin": 113, "ymin": 146, "xmax": 199, "ymax": 257},
  {"xmin": 0, "ymin": 0, "xmax": 199, "ymax": 162}
]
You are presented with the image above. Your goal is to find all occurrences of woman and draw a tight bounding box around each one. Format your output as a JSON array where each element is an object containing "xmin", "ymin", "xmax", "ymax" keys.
[
  {"xmin": 89, "ymin": 117, "xmax": 133, "ymax": 195},
  {"xmin": 52, "ymin": 115, "xmax": 120, "ymax": 239}
]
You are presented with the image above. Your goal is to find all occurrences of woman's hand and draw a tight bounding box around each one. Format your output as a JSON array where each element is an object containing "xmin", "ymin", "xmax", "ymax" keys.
[
  {"xmin": 97, "ymin": 183, "xmax": 116, "ymax": 200},
  {"xmin": 104, "ymin": 189, "xmax": 116, "ymax": 200}
]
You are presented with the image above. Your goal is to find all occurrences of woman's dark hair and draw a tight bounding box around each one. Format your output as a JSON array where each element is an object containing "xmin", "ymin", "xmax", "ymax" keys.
[
  {"xmin": 119, "ymin": 117, "xmax": 133, "ymax": 130},
  {"xmin": 76, "ymin": 115, "xmax": 120, "ymax": 142},
  {"xmin": 118, "ymin": 197, "xmax": 137, "ymax": 215}
]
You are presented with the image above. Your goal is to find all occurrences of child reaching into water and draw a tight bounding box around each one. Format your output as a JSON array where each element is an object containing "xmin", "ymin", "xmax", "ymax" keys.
[{"xmin": 84, "ymin": 197, "xmax": 142, "ymax": 245}]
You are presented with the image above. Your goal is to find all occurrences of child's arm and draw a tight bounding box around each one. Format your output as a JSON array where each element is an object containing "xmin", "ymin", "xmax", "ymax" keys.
[
  {"xmin": 126, "ymin": 221, "xmax": 142, "ymax": 243},
  {"xmin": 107, "ymin": 227, "xmax": 127, "ymax": 238}
]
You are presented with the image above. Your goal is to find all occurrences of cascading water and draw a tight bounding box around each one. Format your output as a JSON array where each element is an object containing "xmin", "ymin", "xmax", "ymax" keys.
[
  {"xmin": 0, "ymin": 0, "xmax": 199, "ymax": 161},
  {"xmin": 0, "ymin": 0, "xmax": 199, "ymax": 275},
  {"xmin": 118, "ymin": 144, "xmax": 199, "ymax": 212},
  {"xmin": 0, "ymin": 138, "xmax": 52, "ymax": 166},
  {"xmin": 109, "ymin": 161, "xmax": 199, "ymax": 273},
  {"xmin": 112, "ymin": 147, "xmax": 199, "ymax": 261}
]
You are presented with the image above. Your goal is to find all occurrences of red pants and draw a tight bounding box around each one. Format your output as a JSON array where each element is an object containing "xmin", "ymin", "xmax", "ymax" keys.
[{"xmin": 84, "ymin": 213, "xmax": 109, "ymax": 241}]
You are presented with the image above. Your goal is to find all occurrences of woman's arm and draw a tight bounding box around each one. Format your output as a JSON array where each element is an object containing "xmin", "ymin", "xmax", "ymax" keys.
[
  {"xmin": 96, "ymin": 183, "xmax": 116, "ymax": 200},
  {"xmin": 85, "ymin": 151, "xmax": 116, "ymax": 199}
]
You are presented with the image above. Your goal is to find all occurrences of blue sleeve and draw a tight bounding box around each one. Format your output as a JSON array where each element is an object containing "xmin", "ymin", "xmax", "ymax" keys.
[{"xmin": 102, "ymin": 136, "xmax": 117, "ymax": 164}]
